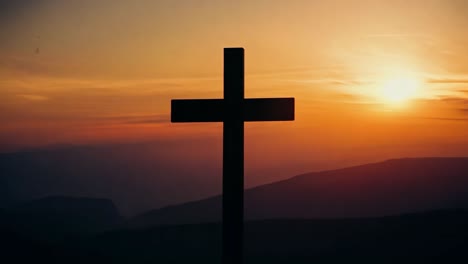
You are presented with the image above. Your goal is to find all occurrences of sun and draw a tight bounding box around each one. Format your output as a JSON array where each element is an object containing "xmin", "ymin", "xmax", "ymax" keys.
[{"xmin": 378, "ymin": 75, "xmax": 422, "ymax": 104}]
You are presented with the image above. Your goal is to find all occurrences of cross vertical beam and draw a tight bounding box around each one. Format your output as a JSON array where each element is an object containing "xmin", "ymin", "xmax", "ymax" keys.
[
  {"xmin": 223, "ymin": 48, "xmax": 244, "ymax": 264},
  {"xmin": 171, "ymin": 47, "xmax": 294, "ymax": 264}
]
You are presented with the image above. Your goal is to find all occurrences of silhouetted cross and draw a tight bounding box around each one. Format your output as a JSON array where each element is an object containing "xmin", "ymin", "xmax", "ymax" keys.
[{"xmin": 171, "ymin": 47, "xmax": 295, "ymax": 264}]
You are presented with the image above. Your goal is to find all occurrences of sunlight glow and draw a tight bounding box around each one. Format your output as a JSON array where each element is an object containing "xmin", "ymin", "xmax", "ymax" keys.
[{"xmin": 378, "ymin": 75, "xmax": 422, "ymax": 105}]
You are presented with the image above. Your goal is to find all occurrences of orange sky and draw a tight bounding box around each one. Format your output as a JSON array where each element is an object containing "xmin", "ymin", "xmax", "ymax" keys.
[{"xmin": 1, "ymin": 0, "xmax": 467, "ymax": 179}]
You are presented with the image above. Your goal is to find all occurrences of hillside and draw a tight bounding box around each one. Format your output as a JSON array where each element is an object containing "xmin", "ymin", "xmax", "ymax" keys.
[
  {"xmin": 75, "ymin": 209, "xmax": 468, "ymax": 264},
  {"xmin": 130, "ymin": 157, "xmax": 468, "ymax": 228},
  {"xmin": 1, "ymin": 196, "xmax": 123, "ymax": 241}
]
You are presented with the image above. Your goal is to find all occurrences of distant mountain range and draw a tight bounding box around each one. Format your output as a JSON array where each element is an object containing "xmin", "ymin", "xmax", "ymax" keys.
[
  {"xmin": 2, "ymin": 157, "xmax": 468, "ymax": 263},
  {"xmin": 0, "ymin": 142, "xmax": 224, "ymax": 216},
  {"xmin": 129, "ymin": 157, "xmax": 468, "ymax": 228}
]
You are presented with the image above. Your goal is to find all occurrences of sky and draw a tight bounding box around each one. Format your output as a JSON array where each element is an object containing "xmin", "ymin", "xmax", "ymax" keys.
[{"xmin": 1, "ymin": 0, "xmax": 468, "ymax": 185}]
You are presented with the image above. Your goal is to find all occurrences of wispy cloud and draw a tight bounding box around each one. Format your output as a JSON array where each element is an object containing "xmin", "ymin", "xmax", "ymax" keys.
[
  {"xmin": 437, "ymin": 97, "xmax": 468, "ymax": 107},
  {"xmin": 418, "ymin": 116, "xmax": 468, "ymax": 122},
  {"xmin": 331, "ymin": 92, "xmax": 375, "ymax": 103},
  {"xmin": 365, "ymin": 33, "xmax": 431, "ymax": 39},
  {"xmin": 96, "ymin": 114, "xmax": 170, "ymax": 124},
  {"xmin": 284, "ymin": 78, "xmax": 372, "ymax": 86},
  {"xmin": 428, "ymin": 96, "xmax": 468, "ymax": 117},
  {"xmin": 16, "ymin": 94, "xmax": 49, "ymax": 101},
  {"xmin": 427, "ymin": 78, "xmax": 468, "ymax": 84}
]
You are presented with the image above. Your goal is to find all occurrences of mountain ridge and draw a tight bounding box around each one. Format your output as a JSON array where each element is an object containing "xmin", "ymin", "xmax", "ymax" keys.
[{"xmin": 129, "ymin": 157, "xmax": 468, "ymax": 228}]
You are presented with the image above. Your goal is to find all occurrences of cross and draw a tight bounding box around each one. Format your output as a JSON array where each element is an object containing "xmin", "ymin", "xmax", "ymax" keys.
[{"xmin": 171, "ymin": 47, "xmax": 295, "ymax": 264}]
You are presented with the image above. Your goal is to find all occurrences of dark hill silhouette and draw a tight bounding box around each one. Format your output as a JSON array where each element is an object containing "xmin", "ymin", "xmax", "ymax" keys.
[
  {"xmin": 0, "ymin": 142, "xmax": 225, "ymax": 216},
  {"xmin": 129, "ymin": 157, "xmax": 468, "ymax": 228},
  {"xmin": 66, "ymin": 209, "xmax": 468, "ymax": 264},
  {"xmin": 1, "ymin": 229, "xmax": 63, "ymax": 263},
  {"xmin": 1, "ymin": 196, "xmax": 123, "ymax": 241},
  {"xmin": 2, "ymin": 209, "xmax": 468, "ymax": 263}
]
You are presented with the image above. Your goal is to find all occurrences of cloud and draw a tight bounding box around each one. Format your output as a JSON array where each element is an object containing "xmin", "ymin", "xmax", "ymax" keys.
[
  {"xmin": 418, "ymin": 117, "xmax": 468, "ymax": 122},
  {"xmin": 438, "ymin": 97, "xmax": 468, "ymax": 103},
  {"xmin": 285, "ymin": 78, "xmax": 372, "ymax": 86},
  {"xmin": 331, "ymin": 92, "xmax": 375, "ymax": 103},
  {"xmin": 16, "ymin": 94, "xmax": 49, "ymax": 101},
  {"xmin": 365, "ymin": 33, "xmax": 430, "ymax": 39},
  {"xmin": 92, "ymin": 114, "xmax": 170, "ymax": 125},
  {"xmin": 427, "ymin": 96, "xmax": 468, "ymax": 117},
  {"xmin": 427, "ymin": 78, "xmax": 468, "ymax": 84},
  {"xmin": 438, "ymin": 97, "xmax": 468, "ymax": 111}
]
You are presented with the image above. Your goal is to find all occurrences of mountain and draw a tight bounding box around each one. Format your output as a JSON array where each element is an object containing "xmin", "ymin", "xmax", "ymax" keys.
[
  {"xmin": 129, "ymin": 157, "xmax": 468, "ymax": 228},
  {"xmin": 73, "ymin": 209, "xmax": 468, "ymax": 264},
  {"xmin": 1, "ymin": 196, "xmax": 124, "ymax": 241},
  {"xmin": 0, "ymin": 142, "xmax": 224, "ymax": 216}
]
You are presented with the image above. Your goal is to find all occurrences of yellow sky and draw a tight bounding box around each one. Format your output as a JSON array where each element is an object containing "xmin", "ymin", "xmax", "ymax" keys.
[{"xmin": 0, "ymin": 0, "xmax": 467, "ymax": 171}]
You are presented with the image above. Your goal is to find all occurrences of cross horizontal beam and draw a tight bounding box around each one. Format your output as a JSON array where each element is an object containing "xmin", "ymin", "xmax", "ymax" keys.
[
  {"xmin": 244, "ymin": 98, "xmax": 294, "ymax": 121},
  {"xmin": 171, "ymin": 98, "xmax": 294, "ymax": 123},
  {"xmin": 171, "ymin": 99, "xmax": 224, "ymax": 122}
]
